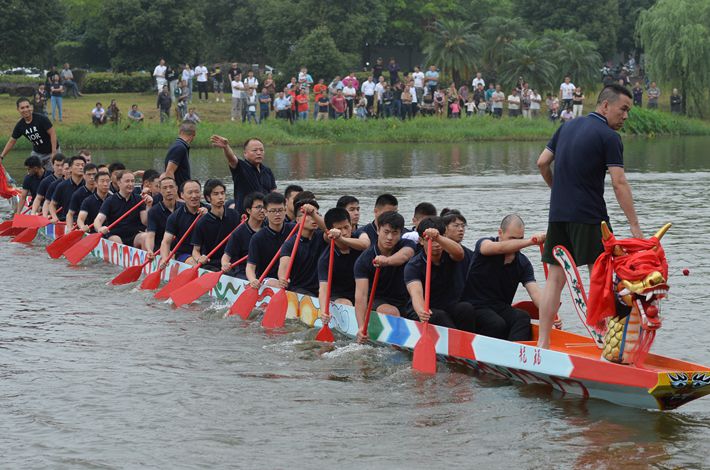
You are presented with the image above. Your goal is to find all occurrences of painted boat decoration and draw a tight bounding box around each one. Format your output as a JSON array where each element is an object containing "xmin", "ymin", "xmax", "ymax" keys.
[{"xmin": 40, "ymin": 224, "xmax": 710, "ymax": 411}]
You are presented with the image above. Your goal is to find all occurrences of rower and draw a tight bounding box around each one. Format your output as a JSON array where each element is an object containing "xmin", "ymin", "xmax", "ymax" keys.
[
  {"xmin": 357, "ymin": 193, "xmax": 399, "ymax": 247},
  {"xmin": 144, "ymin": 176, "xmax": 181, "ymax": 257},
  {"xmin": 354, "ymin": 211, "xmax": 416, "ymax": 343},
  {"xmin": 94, "ymin": 170, "xmax": 153, "ymax": 247},
  {"xmin": 284, "ymin": 184, "xmax": 303, "ymax": 223},
  {"xmin": 402, "ymin": 201, "xmax": 437, "ymax": 245},
  {"xmin": 221, "ymin": 192, "xmax": 265, "ymax": 279},
  {"xmin": 210, "ymin": 135, "xmax": 277, "ymax": 213},
  {"xmin": 317, "ymin": 208, "xmax": 363, "ymax": 322},
  {"xmin": 77, "ymin": 171, "xmax": 111, "ymax": 232},
  {"xmin": 461, "ymin": 214, "xmax": 545, "ymax": 341},
  {"xmin": 276, "ymin": 198, "xmax": 328, "ymax": 296},
  {"xmin": 403, "ymin": 217, "xmax": 474, "ymax": 331},
  {"xmin": 18, "ymin": 156, "xmax": 46, "ymax": 214},
  {"xmin": 441, "ymin": 209, "xmax": 467, "ymax": 243},
  {"xmin": 42, "ymin": 160, "xmax": 69, "ymax": 217},
  {"xmin": 336, "ymin": 195, "xmax": 360, "ymax": 231},
  {"xmin": 140, "ymin": 169, "xmax": 163, "ymax": 204},
  {"xmin": 32, "ymin": 153, "xmax": 65, "ymax": 214},
  {"xmin": 159, "ymin": 179, "xmax": 203, "ymax": 268},
  {"xmin": 191, "ymin": 179, "xmax": 240, "ymax": 271},
  {"xmin": 245, "ymin": 192, "xmax": 295, "ymax": 289},
  {"xmin": 50, "ymin": 155, "xmax": 86, "ymax": 223},
  {"xmin": 107, "ymin": 162, "xmax": 126, "ymax": 193},
  {"xmin": 66, "ymin": 163, "xmax": 98, "ymax": 229}
]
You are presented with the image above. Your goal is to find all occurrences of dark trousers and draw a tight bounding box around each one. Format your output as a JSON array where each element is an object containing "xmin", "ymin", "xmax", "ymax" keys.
[
  {"xmin": 197, "ymin": 81, "xmax": 208, "ymax": 100},
  {"xmin": 415, "ymin": 302, "xmax": 477, "ymax": 332},
  {"xmin": 474, "ymin": 304, "xmax": 532, "ymax": 341}
]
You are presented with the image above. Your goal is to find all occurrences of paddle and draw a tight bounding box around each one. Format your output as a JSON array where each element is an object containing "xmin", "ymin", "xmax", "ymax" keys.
[
  {"xmin": 0, "ymin": 206, "xmax": 31, "ymax": 233},
  {"xmin": 169, "ymin": 255, "xmax": 248, "ymax": 307},
  {"xmin": 11, "ymin": 207, "xmax": 64, "ymax": 243},
  {"xmin": 139, "ymin": 213, "xmax": 203, "ymax": 291},
  {"xmin": 154, "ymin": 215, "xmax": 246, "ymax": 300},
  {"xmin": 109, "ymin": 249, "xmax": 160, "ymax": 285},
  {"xmin": 412, "ymin": 237, "xmax": 437, "ymax": 374},
  {"xmin": 361, "ymin": 265, "xmax": 381, "ymax": 339},
  {"xmin": 315, "ymin": 238, "xmax": 336, "ymax": 342},
  {"xmin": 226, "ymin": 222, "xmax": 301, "ymax": 319},
  {"xmin": 12, "ymin": 212, "xmax": 54, "ymax": 229},
  {"xmin": 46, "ymin": 224, "xmax": 91, "ymax": 259},
  {"xmin": 262, "ymin": 212, "xmax": 308, "ymax": 329},
  {"xmin": 64, "ymin": 198, "xmax": 147, "ymax": 265}
]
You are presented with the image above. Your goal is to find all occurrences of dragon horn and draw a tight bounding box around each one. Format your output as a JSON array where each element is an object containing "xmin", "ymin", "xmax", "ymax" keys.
[
  {"xmin": 601, "ymin": 222, "xmax": 624, "ymax": 256},
  {"xmin": 653, "ymin": 223, "xmax": 672, "ymax": 241}
]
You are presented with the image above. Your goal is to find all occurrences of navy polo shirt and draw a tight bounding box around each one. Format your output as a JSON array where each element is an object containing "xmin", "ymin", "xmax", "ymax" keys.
[
  {"xmin": 462, "ymin": 237, "xmax": 535, "ymax": 308},
  {"xmin": 36, "ymin": 173, "xmax": 58, "ymax": 199},
  {"xmin": 79, "ymin": 192, "xmax": 107, "ymax": 230},
  {"xmin": 546, "ymin": 112, "xmax": 624, "ymax": 224},
  {"xmin": 22, "ymin": 171, "xmax": 46, "ymax": 198},
  {"xmin": 147, "ymin": 201, "xmax": 182, "ymax": 250},
  {"xmin": 51, "ymin": 177, "xmax": 85, "ymax": 221},
  {"xmin": 190, "ymin": 208, "xmax": 240, "ymax": 268},
  {"xmin": 353, "ymin": 238, "xmax": 416, "ymax": 306},
  {"xmin": 68, "ymin": 184, "xmax": 93, "ymax": 214},
  {"xmin": 279, "ymin": 229, "xmax": 327, "ymax": 293},
  {"xmin": 165, "ymin": 205, "xmax": 200, "ymax": 256},
  {"xmin": 317, "ymin": 245, "xmax": 362, "ymax": 299},
  {"xmin": 404, "ymin": 250, "xmax": 469, "ymax": 311},
  {"xmin": 98, "ymin": 191, "xmax": 146, "ymax": 238},
  {"xmin": 229, "ymin": 158, "xmax": 276, "ymax": 213},
  {"xmin": 356, "ymin": 221, "xmax": 378, "ymax": 244},
  {"xmin": 225, "ymin": 222, "xmax": 259, "ymax": 279},
  {"xmin": 164, "ymin": 137, "xmax": 191, "ymax": 188},
  {"xmin": 247, "ymin": 222, "xmax": 296, "ymax": 279},
  {"xmin": 45, "ymin": 177, "xmax": 64, "ymax": 202}
]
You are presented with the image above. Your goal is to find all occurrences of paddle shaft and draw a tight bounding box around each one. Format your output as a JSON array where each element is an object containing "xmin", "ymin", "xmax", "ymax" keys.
[
  {"xmin": 227, "ymin": 255, "xmax": 248, "ymax": 270},
  {"xmin": 160, "ymin": 212, "xmax": 203, "ymax": 267},
  {"xmin": 103, "ymin": 197, "xmax": 146, "ymax": 232},
  {"xmin": 283, "ymin": 213, "xmax": 308, "ymax": 282},
  {"xmin": 198, "ymin": 215, "xmax": 247, "ymax": 265},
  {"xmin": 424, "ymin": 237, "xmax": 432, "ymax": 315},
  {"xmin": 362, "ymin": 266, "xmax": 381, "ymax": 336},
  {"xmin": 255, "ymin": 222, "xmax": 300, "ymax": 284},
  {"xmin": 324, "ymin": 238, "xmax": 335, "ymax": 317}
]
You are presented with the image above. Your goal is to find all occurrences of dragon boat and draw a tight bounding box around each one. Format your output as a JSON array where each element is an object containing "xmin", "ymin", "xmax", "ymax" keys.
[{"xmin": 36, "ymin": 222, "xmax": 710, "ymax": 411}]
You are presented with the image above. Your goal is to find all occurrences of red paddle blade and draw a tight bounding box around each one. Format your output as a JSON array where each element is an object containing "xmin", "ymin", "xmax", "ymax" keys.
[
  {"xmin": 110, "ymin": 264, "xmax": 145, "ymax": 286},
  {"xmin": 226, "ymin": 287, "xmax": 259, "ymax": 319},
  {"xmin": 170, "ymin": 270, "xmax": 223, "ymax": 307},
  {"xmin": 0, "ymin": 220, "xmax": 12, "ymax": 231},
  {"xmin": 412, "ymin": 324, "xmax": 437, "ymax": 374},
  {"xmin": 12, "ymin": 213, "xmax": 50, "ymax": 229},
  {"xmin": 261, "ymin": 289, "xmax": 288, "ymax": 329},
  {"xmin": 46, "ymin": 230, "xmax": 84, "ymax": 258},
  {"xmin": 154, "ymin": 266, "xmax": 199, "ymax": 300},
  {"xmin": 11, "ymin": 227, "xmax": 38, "ymax": 243},
  {"xmin": 0, "ymin": 226, "xmax": 24, "ymax": 237},
  {"xmin": 315, "ymin": 323, "xmax": 335, "ymax": 342},
  {"xmin": 139, "ymin": 269, "xmax": 163, "ymax": 291},
  {"xmin": 64, "ymin": 233, "xmax": 102, "ymax": 265}
]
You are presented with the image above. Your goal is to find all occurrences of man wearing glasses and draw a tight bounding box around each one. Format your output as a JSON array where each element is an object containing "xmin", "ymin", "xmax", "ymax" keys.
[
  {"xmin": 221, "ymin": 192, "xmax": 266, "ymax": 279},
  {"xmin": 210, "ymin": 135, "xmax": 277, "ymax": 214}
]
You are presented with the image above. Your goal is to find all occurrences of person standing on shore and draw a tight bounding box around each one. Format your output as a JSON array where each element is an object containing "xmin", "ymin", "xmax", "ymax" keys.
[
  {"xmin": 164, "ymin": 121, "xmax": 196, "ymax": 189},
  {"xmin": 535, "ymin": 84, "xmax": 642, "ymax": 349},
  {"xmin": 153, "ymin": 59, "xmax": 167, "ymax": 92},
  {"xmin": 194, "ymin": 63, "xmax": 209, "ymax": 101},
  {"xmin": 0, "ymin": 98, "xmax": 60, "ymax": 173}
]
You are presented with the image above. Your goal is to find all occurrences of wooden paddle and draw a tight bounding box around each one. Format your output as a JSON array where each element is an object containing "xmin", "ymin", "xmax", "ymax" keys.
[
  {"xmin": 170, "ymin": 255, "xmax": 248, "ymax": 307},
  {"xmin": 154, "ymin": 215, "xmax": 246, "ymax": 300},
  {"xmin": 412, "ymin": 237, "xmax": 437, "ymax": 374},
  {"xmin": 315, "ymin": 238, "xmax": 336, "ymax": 342},
  {"xmin": 226, "ymin": 222, "xmax": 301, "ymax": 319},
  {"xmin": 139, "ymin": 213, "xmax": 203, "ymax": 290},
  {"xmin": 109, "ymin": 249, "xmax": 160, "ymax": 286},
  {"xmin": 361, "ymin": 265, "xmax": 381, "ymax": 339},
  {"xmin": 261, "ymin": 213, "xmax": 308, "ymax": 329},
  {"xmin": 64, "ymin": 198, "xmax": 147, "ymax": 265}
]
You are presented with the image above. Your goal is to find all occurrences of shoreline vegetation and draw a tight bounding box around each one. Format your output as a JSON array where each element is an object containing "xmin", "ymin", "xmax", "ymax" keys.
[{"xmin": 2, "ymin": 95, "xmax": 709, "ymax": 150}]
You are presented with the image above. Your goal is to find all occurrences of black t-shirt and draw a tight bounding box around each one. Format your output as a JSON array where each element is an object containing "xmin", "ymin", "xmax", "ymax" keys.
[
  {"xmin": 79, "ymin": 192, "xmax": 106, "ymax": 230},
  {"xmin": 462, "ymin": 237, "xmax": 535, "ymax": 308},
  {"xmin": 164, "ymin": 138, "xmax": 191, "ymax": 189},
  {"xmin": 45, "ymin": 177, "xmax": 64, "ymax": 202},
  {"xmin": 147, "ymin": 201, "xmax": 182, "ymax": 250},
  {"xmin": 317, "ymin": 96, "xmax": 329, "ymax": 112},
  {"xmin": 353, "ymin": 239, "xmax": 416, "ymax": 306},
  {"xmin": 68, "ymin": 184, "xmax": 93, "ymax": 214},
  {"xmin": 99, "ymin": 191, "xmax": 146, "ymax": 238},
  {"xmin": 317, "ymin": 245, "xmax": 362, "ymax": 299},
  {"xmin": 545, "ymin": 112, "xmax": 624, "ymax": 223},
  {"xmin": 356, "ymin": 221, "xmax": 378, "ymax": 245},
  {"xmin": 50, "ymin": 83, "xmax": 63, "ymax": 96},
  {"xmin": 22, "ymin": 171, "xmax": 45, "ymax": 198},
  {"xmin": 224, "ymin": 222, "xmax": 259, "ymax": 279},
  {"xmin": 247, "ymin": 222, "xmax": 296, "ymax": 279},
  {"xmin": 11, "ymin": 113, "xmax": 57, "ymax": 155},
  {"xmin": 51, "ymin": 177, "xmax": 84, "ymax": 221},
  {"xmin": 279, "ymin": 229, "xmax": 328, "ymax": 293},
  {"xmin": 229, "ymin": 159, "xmax": 276, "ymax": 214},
  {"xmin": 36, "ymin": 173, "xmax": 57, "ymax": 199},
  {"xmin": 190, "ymin": 209, "xmax": 240, "ymax": 268},
  {"xmin": 164, "ymin": 205, "xmax": 200, "ymax": 256},
  {"xmin": 403, "ymin": 250, "xmax": 470, "ymax": 312}
]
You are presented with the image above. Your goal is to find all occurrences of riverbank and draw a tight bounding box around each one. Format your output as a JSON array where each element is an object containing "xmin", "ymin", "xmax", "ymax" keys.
[{"xmin": 2, "ymin": 93, "xmax": 709, "ymax": 149}]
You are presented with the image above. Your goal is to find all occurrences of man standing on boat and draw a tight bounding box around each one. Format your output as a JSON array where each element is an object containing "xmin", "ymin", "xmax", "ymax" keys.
[
  {"xmin": 164, "ymin": 122, "xmax": 196, "ymax": 189},
  {"xmin": 536, "ymin": 84, "xmax": 642, "ymax": 349},
  {"xmin": 1, "ymin": 98, "xmax": 60, "ymax": 173}
]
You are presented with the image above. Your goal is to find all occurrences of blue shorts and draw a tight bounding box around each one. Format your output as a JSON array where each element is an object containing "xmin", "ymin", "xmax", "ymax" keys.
[{"xmin": 175, "ymin": 252, "xmax": 192, "ymax": 263}]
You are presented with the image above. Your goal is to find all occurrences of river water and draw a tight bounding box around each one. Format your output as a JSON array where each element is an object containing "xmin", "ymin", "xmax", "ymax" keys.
[{"xmin": 2, "ymin": 137, "xmax": 710, "ymax": 469}]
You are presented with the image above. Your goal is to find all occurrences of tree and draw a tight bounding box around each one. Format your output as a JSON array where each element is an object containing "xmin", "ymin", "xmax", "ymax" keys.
[
  {"xmin": 282, "ymin": 26, "xmax": 358, "ymax": 81},
  {"xmin": 202, "ymin": 0, "xmax": 264, "ymax": 64},
  {"xmin": 0, "ymin": 0, "xmax": 64, "ymax": 66},
  {"xmin": 479, "ymin": 16, "xmax": 531, "ymax": 80},
  {"xmin": 542, "ymin": 30, "xmax": 601, "ymax": 88},
  {"xmin": 422, "ymin": 19, "xmax": 483, "ymax": 85},
  {"xmin": 637, "ymin": 0, "xmax": 710, "ymax": 117},
  {"xmin": 498, "ymin": 39, "xmax": 557, "ymax": 92},
  {"xmin": 616, "ymin": 0, "xmax": 656, "ymax": 56}
]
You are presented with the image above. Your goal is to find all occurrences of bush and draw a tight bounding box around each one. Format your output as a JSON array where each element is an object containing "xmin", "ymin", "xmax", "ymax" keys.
[{"xmin": 81, "ymin": 72, "xmax": 153, "ymax": 93}]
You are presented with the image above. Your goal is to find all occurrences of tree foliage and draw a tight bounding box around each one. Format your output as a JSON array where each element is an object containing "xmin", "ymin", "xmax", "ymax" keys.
[
  {"xmin": 0, "ymin": 0, "xmax": 64, "ymax": 66},
  {"xmin": 282, "ymin": 26, "xmax": 358, "ymax": 81},
  {"xmin": 422, "ymin": 20, "xmax": 483, "ymax": 85},
  {"xmin": 541, "ymin": 30, "xmax": 601, "ymax": 88},
  {"xmin": 498, "ymin": 39, "xmax": 557, "ymax": 91},
  {"xmin": 637, "ymin": 0, "xmax": 710, "ymax": 117}
]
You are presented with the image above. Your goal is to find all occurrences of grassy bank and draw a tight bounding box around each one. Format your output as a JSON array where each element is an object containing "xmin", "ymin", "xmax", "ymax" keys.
[{"xmin": 1, "ymin": 93, "xmax": 709, "ymax": 149}]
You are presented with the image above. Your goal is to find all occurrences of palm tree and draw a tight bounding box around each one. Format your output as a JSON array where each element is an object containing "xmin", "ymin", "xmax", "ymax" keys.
[
  {"xmin": 498, "ymin": 39, "xmax": 557, "ymax": 93},
  {"xmin": 542, "ymin": 30, "xmax": 601, "ymax": 88},
  {"xmin": 422, "ymin": 19, "xmax": 483, "ymax": 85},
  {"xmin": 480, "ymin": 16, "xmax": 531, "ymax": 79}
]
